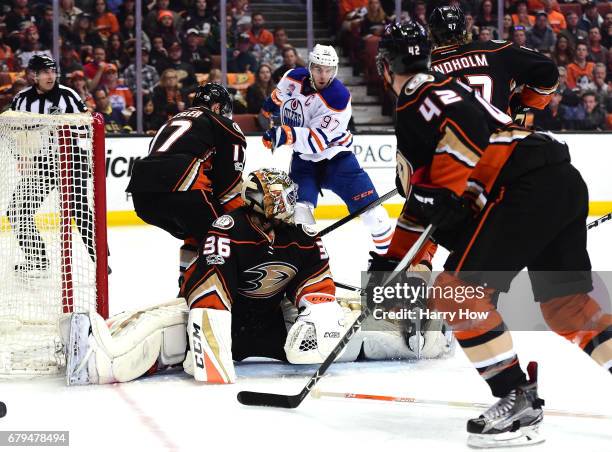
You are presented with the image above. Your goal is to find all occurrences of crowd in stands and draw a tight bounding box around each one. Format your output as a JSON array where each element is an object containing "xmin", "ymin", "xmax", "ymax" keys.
[
  {"xmin": 0, "ymin": 0, "xmax": 307, "ymax": 133},
  {"xmin": 0, "ymin": 0, "xmax": 610, "ymax": 132},
  {"xmin": 335, "ymin": 0, "xmax": 612, "ymax": 130}
]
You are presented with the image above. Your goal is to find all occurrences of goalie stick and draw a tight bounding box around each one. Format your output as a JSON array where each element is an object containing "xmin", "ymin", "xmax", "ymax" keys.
[{"xmin": 236, "ymin": 225, "xmax": 435, "ymax": 409}]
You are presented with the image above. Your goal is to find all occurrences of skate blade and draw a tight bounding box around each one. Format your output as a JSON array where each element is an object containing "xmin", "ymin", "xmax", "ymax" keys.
[
  {"xmin": 66, "ymin": 313, "xmax": 93, "ymax": 386},
  {"xmin": 468, "ymin": 425, "xmax": 544, "ymax": 449}
]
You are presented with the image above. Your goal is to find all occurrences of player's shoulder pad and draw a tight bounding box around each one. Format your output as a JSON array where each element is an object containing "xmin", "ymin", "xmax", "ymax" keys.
[
  {"xmin": 300, "ymin": 224, "xmax": 319, "ymax": 238},
  {"xmin": 399, "ymin": 72, "xmax": 437, "ymax": 99},
  {"xmin": 285, "ymin": 66, "xmax": 309, "ymax": 83},
  {"xmin": 200, "ymin": 107, "xmax": 246, "ymax": 144},
  {"xmin": 319, "ymin": 79, "xmax": 351, "ymax": 111}
]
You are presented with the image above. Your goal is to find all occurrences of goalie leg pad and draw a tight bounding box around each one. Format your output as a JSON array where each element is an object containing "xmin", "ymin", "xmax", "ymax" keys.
[
  {"xmin": 62, "ymin": 299, "xmax": 188, "ymax": 385},
  {"xmin": 294, "ymin": 201, "xmax": 315, "ymax": 225},
  {"xmin": 184, "ymin": 308, "xmax": 236, "ymax": 383}
]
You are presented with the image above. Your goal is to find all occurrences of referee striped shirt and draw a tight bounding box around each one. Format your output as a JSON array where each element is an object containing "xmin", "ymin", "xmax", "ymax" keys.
[{"xmin": 11, "ymin": 83, "xmax": 87, "ymax": 114}]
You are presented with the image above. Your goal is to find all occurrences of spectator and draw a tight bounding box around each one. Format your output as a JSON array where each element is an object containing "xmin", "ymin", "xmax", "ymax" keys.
[
  {"xmin": 123, "ymin": 47, "xmax": 159, "ymax": 97},
  {"xmin": 527, "ymin": 12, "xmax": 556, "ymax": 53},
  {"xmin": 592, "ymin": 63, "xmax": 609, "ymax": 104},
  {"xmin": 207, "ymin": 68, "xmax": 222, "ymax": 84},
  {"xmin": 272, "ymin": 46, "xmax": 303, "ymax": 83},
  {"xmin": 578, "ymin": 1, "xmax": 603, "ymax": 33},
  {"xmin": 2, "ymin": 77, "xmax": 27, "ymax": 112},
  {"xmin": 608, "ymin": 47, "xmax": 612, "ymax": 82},
  {"xmin": 59, "ymin": 42, "xmax": 84, "ymax": 84},
  {"xmin": 230, "ymin": 0, "xmax": 250, "ymax": 23},
  {"xmin": 246, "ymin": 63, "xmax": 275, "ymax": 113},
  {"xmin": 512, "ymin": 1, "xmax": 535, "ymax": 29},
  {"xmin": 120, "ymin": 13, "xmax": 151, "ymax": 53},
  {"xmin": 574, "ymin": 91, "xmax": 606, "ymax": 130},
  {"xmin": 545, "ymin": 1, "xmax": 566, "ymax": 34},
  {"xmin": 60, "ymin": 0, "xmax": 83, "ymax": 29},
  {"xmin": 501, "ymin": 13, "xmax": 514, "ymax": 40},
  {"xmin": 552, "ymin": 34, "xmax": 574, "ymax": 67},
  {"xmin": 533, "ymin": 90, "xmax": 566, "ymax": 131},
  {"xmin": 361, "ymin": 0, "xmax": 387, "ymax": 37},
  {"xmin": 249, "ymin": 12, "xmax": 274, "ymax": 48},
  {"xmin": 587, "ymin": 26, "xmax": 608, "ymax": 65},
  {"xmin": 150, "ymin": 35, "xmax": 170, "ymax": 72},
  {"xmin": 37, "ymin": 6, "xmax": 58, "ymax": 49},
  {"xmin": 145, "ymin": 0, "xmax": 182, "ymax": 37},
  {"xmin": 158, "ymin": 42, "xmax": 198, "ymax": 90},
  {"xmin": 83, "ymin": 45, "xmax": 108, "ymax": 90},
  {"xmin": 107, "ymin": 32, "xmax": 131, "ymax": 71},
  {"xmin": 182, "ymin": 0, "xmax": 220, "ymax": 54},
  {"xmin": 261, "ymin": 27, "xmax": 290, "ymax": 69},
  {"xmin": 228, "ymin": 33, "xmax": 259, "ymax": 73},
  {"xmin": 475, "ymin": 0, "xmax": 497, "ymax": 36},
  {"xmin": 183, "ymin": 0, "xmax": 216, "ymax": 31},
  {"xmin": 0, "ymin": 24, "xmax": 15, "ymax": 71},
  {"xmin": 465, "ymin": 11, "xmax": 479, "ymax": 39},
  {"xmin": 152, "ymin": 68, "xmax": 185, "ymax": 115},
  {"xmin": 412, "ymin": 1, "xmax": 427, "ymax": 26},
  {"xmin": 128, "ymin": 95, "xmax": 165, "ymax": 135},
  {"xmin": 93, "ymin": 86, "xmax": 132, "ymax": 133},
  {"xmin": 67, "ymin": 70, "xmax": 95, "ymax": 112},
  {"xmin": 101, "ymin": 63, "xmax": 134, "ymax": 113},
  {"xmin": 106, "ymin": 0, "xmax": 123, "ymax": 15},
  {"xmin": 117, "ymin": 0, "xmax": 137, "ymax": 24},
  {"xmin": 479, "ymin": 26, "xmax": 492, "ymax": 43},
  {"xmin": 557, "ymin": 65, "xmax": 581, "ymax": 107},
  {"xmin": 15, "ymin": 25, "xmax": 52, "ymax": 71},
  {"xmin": 93, "ymin": 0, "xmax": 120, "ymax": 41},
  {"xmin": 182, "ymin": 29, "xmax": 212, "ymax": 73},
  {"xmin": 338, "ymin": 0, "xmax": 368, "ymax": 23},
  {"xmin": 157, "ymin": 10, "xmax": 181, "ymax": 48},
  {"xmin": 561, "ymin": 11, "xmax": 588, "ymax": 46},
  {"xmin": 602, "ymin": 13, "xmax": 612, "ymax": 49},
  {"xmin": 512, "ymin": 25, "xmax": 528, "ymax": 47},
  {"xmin": 567, "ymin": 41, "xmax": 596, "ymax": 90},
  {"xmin": 6, "ymin": 0, "xmax": 35, "ymax": 33},
  {"xmin": 69, "ymin": 13, "xmax": 103, "ymax": 49}
]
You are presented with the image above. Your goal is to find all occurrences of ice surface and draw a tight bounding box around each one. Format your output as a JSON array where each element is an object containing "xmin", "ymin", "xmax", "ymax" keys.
[{"xmin": 1, "ymin": 218, "xmax": 611, "ymax": 451}]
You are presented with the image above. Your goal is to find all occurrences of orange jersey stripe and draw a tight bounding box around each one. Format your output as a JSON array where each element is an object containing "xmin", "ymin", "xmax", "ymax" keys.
[{"xmin": 396, "ymin": 78, "xmax": 453, "ymax": 111}]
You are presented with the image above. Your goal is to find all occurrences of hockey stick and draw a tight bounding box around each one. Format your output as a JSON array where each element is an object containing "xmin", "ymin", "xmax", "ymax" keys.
[
  {"xmin": 587, "ymin": 212, "xmax": 612, "ymax": 230},
  {"xmin": 311, "ymin": 389, "xmax": 612, "ymax": 421},
  {"xmin": 335, "ymin": 281, "xmax": 364, "ymax": 294},
  {"xmin": 236, "ymin": 226, "xmax": 434, "ymax": 409},
  {"xmin": 319, "ymin": 188, "xmax": 399, "ymax": 237}
]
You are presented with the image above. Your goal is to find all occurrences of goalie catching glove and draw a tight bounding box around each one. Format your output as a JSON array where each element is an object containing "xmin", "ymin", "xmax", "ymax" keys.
[{"xmin": 284, "ymin": 293, "xmax": 347, "ymax": 364}]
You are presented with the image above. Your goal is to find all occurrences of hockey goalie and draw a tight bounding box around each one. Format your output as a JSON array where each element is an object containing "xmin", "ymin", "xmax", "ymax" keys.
[{"xmin": 60, "ymin": 169, "xmax": 452, "ymax": 385}]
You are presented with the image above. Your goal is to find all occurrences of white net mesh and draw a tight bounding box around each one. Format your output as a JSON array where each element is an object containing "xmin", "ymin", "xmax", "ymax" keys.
[{"xmin": 0, "ymin": 111, "xmax": 103, "ymax": 376}]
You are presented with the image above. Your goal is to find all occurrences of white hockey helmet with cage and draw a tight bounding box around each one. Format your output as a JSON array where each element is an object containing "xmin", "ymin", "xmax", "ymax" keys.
[
  {"xmin": 308, "ymin": 44, "xmax": 339, "ymax": 89},
  {"xmin": 241, "ymin": 169, "xmax": 298, "ymax": 224}
]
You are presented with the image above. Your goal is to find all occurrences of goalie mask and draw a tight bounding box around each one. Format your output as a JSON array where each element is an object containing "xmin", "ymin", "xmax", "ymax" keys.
[
  {"xmin": 241, "ymin": 169, "xmax": 298, "ymax": 224},
  {"xmin": 308, "ymin": 44, "xmax": 339, "ymax": 90}
]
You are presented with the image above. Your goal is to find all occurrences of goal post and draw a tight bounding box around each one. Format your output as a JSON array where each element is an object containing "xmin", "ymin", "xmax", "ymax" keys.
[{"xmin": 0, "ymin": 111, "xmax": 108, "ymax": 376}]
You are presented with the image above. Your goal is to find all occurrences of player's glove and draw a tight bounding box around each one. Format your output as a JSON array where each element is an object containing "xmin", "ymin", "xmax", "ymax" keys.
[{"xmin": 262, "ymin": 125, "xmax": 295, "ymax": 151}]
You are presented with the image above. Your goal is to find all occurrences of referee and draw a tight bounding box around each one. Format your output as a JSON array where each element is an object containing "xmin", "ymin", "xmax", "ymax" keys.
[{"xmin": 8, "ymin": 54, "xmax": 94, "ymax": 276}]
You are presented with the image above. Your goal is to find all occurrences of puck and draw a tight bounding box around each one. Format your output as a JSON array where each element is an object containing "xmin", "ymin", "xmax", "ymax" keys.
[{"xmin": 0, "ymin": 401, "xmax": 6, "ymax": 418}]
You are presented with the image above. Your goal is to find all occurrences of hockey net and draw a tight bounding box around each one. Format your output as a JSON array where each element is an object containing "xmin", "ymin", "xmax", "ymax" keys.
[{"xmin": 0, "ymin": 111, "xmax": 108, "ymax": 376}]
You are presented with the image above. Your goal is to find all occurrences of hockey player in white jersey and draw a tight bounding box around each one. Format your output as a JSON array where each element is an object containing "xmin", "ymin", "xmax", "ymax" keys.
[{"xmin": 261, "ymin": 44, "xmax": 394, "ymax": 255}]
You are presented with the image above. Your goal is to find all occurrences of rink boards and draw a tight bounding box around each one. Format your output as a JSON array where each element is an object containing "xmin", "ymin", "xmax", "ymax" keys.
[{"xmin": 103, "ymin": 133, "xmax": 612, "ymax": 225}]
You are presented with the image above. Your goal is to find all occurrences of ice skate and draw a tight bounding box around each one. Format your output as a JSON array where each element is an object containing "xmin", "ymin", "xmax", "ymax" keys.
[{"xmin": 467, "ymin": 362, "xmax": 545, "ymax": 448}]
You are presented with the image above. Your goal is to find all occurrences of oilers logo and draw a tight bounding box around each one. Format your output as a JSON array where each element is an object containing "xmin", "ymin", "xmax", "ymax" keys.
[{"xmin": 281, "ymin": 98, "xmax": 305, "ymax": 127}]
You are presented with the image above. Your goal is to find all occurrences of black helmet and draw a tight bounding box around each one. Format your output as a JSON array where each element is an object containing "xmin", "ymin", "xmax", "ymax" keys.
[
  {"xmin": 428, "ymin": 6, "xmax": 467, "ymax": 47},
  {"xmin": 376, "ymin": 21, "xmax": 430, "ymax": 77},
  {"xmin": 192, "ymin": 82, "xmax": 232, "ymax": 117},
  {"xmin": 28, "ymin": 54, "xmax": 57, "ymax": 72}
]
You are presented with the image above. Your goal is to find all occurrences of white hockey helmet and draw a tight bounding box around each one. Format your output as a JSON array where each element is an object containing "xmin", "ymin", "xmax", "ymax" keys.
[{"xmin": 308, "ymin": 44, "xmax": 339, "ymax": 89}]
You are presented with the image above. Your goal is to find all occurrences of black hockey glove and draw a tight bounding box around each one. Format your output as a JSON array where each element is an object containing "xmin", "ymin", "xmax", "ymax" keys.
[{"xmin": 407, "ymin": 185, "xmax": 476, "ymax": 251}]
